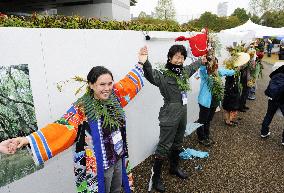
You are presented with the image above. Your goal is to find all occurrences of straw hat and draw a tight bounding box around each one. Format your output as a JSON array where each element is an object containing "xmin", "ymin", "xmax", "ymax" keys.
[{"xmin": 233, "ymin": 52, "xmax": 250, "ymax": 67}]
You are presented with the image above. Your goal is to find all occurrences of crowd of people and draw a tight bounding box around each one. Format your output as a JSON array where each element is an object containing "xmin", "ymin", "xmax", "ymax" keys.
[{"xmin": 0, "ymin": 37, "xmax": 283, "ymax": 193}]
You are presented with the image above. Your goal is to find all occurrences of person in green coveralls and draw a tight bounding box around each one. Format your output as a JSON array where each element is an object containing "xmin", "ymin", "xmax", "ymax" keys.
[{"xmin": 142, "ymin": 44, "xmax": 207, "ymax": 192}]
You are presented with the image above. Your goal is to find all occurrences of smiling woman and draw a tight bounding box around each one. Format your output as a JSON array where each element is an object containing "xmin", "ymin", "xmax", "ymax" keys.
[
  {"xmin": 1, "ymin": 46, "xmax": 149, "ymax": 193},
  {"xmin": 87, "ymin": 66, "xmax": 114, "ymax": 101}
]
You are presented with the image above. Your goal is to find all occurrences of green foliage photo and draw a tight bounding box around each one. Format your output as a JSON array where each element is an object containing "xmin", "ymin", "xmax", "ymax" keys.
[
  {"xmin": 0, "ymin": 64, "xmax": 38, "ymax": 141},
  {"xmin": 0, "ymin": 64, "xmax": 40, "ymax": 188}
]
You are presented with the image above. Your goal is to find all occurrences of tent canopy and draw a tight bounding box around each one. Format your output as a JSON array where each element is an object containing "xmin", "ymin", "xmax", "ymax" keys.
[{"xmin": 221, "ymin": 19, "xmax": 284, "ymax": 38}]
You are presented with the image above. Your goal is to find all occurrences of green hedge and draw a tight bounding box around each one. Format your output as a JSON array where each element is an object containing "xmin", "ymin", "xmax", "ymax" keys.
[{"xmin": 0, "ymin": 14, "xmax": 199, "ymax": 32}]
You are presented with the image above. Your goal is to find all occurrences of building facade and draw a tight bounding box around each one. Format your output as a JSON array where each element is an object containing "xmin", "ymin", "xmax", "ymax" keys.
[
  {"xmin": 217, "ymin": 2, "xmax": 228, "ymax": 17},
  {"xmin": 0, "ymin": 0, "xmax": 137, "ymax": 21}
]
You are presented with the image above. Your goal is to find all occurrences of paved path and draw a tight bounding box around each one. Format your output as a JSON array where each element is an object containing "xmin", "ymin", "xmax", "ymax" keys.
[{"xmin": 132, "ymin": 62, "xmax": 284, "ymax": 193}]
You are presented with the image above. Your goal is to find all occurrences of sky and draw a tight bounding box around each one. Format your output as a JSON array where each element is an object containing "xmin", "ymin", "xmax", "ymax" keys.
[{"xmin": 130, "ymin": 0, "xmax": 250, "ymax": 23}]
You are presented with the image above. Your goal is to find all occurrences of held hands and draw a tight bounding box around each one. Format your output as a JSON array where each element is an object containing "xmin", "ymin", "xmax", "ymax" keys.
[
  {"xmin": 138, "ymin": 46, "xmax": 148, "ymax": 65},
  {"xmin": 12, "ymin": 137, "xmax": 30, "ymax": 149},
  {"xmin": 0, "ymin": 139, "xmax": 18, "ymax": 154},
  {"xmin": 0, "ymin": 137, "xmax": 29, "ymax": 154}
]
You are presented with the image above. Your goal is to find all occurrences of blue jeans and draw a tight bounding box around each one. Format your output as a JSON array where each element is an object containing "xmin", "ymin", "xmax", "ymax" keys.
[
  {"xmin": 104, "ymin": 159, "xmax": 122, "ymax": 193},
  {"xmin": 261, "ymin": 99, "xmax": 284, "ymax": 139},
  {"xmin": 248, "ymin": 86, "xmax": 256, "ymax": 100}
]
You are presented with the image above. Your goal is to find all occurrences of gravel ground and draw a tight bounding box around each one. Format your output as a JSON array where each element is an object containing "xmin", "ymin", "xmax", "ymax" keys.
[{"xmin": 132, "ymin": 62, "xmax": 284, "ymax": 193}]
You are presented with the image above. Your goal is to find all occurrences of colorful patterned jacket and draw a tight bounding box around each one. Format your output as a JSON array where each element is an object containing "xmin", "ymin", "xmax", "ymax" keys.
[{"xmin": 26, "ymin": 64, "xmax": 144, "ymax": 193}]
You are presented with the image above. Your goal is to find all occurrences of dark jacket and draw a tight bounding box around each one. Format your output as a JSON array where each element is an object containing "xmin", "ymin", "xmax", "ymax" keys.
[
  {"xmin": 222, "ymin": 75, "xmax": 241, "ymax": 111},
  {"xmin": 265, "ymin": 66, "xmax": 284, "ymax": 104}
]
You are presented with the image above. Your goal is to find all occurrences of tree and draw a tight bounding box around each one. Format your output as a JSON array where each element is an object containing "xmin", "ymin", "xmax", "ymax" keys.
[
  {"xmin": 197, "ymin": 12, "xmax": 219, "ymax": 30},
  {"xmin": 154, "ymin": 0, "xmax": 176, "ymax": 20},
  {"xmin": 186, "ymin": 12, "xmax": 241, "ymax": 32},
  {"xmin": 231, "ymin": 8, "xmax": 249, "ymax": 23},
  {"xmin": 271, "ymin": 0, "xmax": 284, "ymax": 11},
  {"xmin": 248, "ymin": 13, "xmax": 261, "ymax": 24},
  {"xmin": 261, "ymin": 10, "xmax": 284, "ymax": 27},
  {"xmin": 138, "ymin": 11, "xmax": 147, "ymax": 18},
  {"xmin": 222, "ymin": 16, "xmax": 241, "ymax": 29},
  {"xmin": 249, "ymin": 0, "xmax": 284, "ymax": 16}
]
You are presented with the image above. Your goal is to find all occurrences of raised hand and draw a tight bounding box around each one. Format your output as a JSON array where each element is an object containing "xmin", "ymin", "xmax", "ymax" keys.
[
  {"xmin": 0, "ymin": 139, "xmax": 18, "ymax": 154},
  {"xmin": 138, "ymin": 46, "xmax": 148, "ymax": 64}
]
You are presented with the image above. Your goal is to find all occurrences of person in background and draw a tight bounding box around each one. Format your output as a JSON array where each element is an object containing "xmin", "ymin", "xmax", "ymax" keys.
[
  {"xmin": 267, "ymin": 38, "xmax": 273, "ymax": 57},
  {"xmin": 197, "ymin": 56, "xmax": 235, "ymax": 146},
  {"xmin": 5, "ymin": 46, "xmax": 148, "ymax": 193},
  {"xmin": 248, "ymin": 39, "xmax": 264, "ymax": 100},
  {"xmin": 143, "ymin": 44, "xmax": 207, "ymax": 192},
  {"xmin": 260, "ymin": 63, "xmax": 284, "ymax": 145},
  {"xmin": 239, "ymin": 62, "xmax": 250, "ymax": 112},
  {"xmin": 223, "ymin": 52, "xmax": 250, "ymax": 126},
  {"xmin": 239, "ymin": 44, "xmax": 257, "ymax": 112}
]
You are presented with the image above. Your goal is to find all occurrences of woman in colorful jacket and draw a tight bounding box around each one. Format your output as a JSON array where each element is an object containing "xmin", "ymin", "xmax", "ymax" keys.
[
  {"xmin": 197, "ymin": 56, "xmax": 235, "ymax": 146},
  {"xmin": 7, "ymin": 46, "xmax": 148, "ymax": 193},
  {"xmin": 143, "ymin": 45, "xmax": 207, "ymax": 193}
]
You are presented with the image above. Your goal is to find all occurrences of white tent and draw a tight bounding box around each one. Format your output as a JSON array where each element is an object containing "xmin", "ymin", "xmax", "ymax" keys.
[{"xmin": 221, "ymin": 19, "xmax": 284, "ymax": 38}]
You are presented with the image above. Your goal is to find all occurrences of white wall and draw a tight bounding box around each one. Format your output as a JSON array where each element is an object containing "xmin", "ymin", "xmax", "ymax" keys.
[{"xmin": 0, "ymin": 28, "xmax": 253, "ymax": 193}]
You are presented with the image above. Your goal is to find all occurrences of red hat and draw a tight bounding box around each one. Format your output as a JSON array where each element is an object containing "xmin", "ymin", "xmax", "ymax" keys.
[{"xmin": 175, "ymin": 29, "xmax": 208, "ymax": 57}]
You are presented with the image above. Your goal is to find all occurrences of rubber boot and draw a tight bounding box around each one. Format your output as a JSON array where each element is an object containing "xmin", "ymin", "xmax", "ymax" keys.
[
  {"xmin": 152, "ymin": 158, "xmax": 165, "ymax": 192},
  {"xmin": 169, "ymin": 150, "xmax": 188, "ymax": 179}
]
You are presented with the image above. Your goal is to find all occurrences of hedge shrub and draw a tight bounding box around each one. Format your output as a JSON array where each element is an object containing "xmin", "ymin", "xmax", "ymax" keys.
[{"xmin": 0, "ymin": 14, "xmax": 200, "ymax": 32}]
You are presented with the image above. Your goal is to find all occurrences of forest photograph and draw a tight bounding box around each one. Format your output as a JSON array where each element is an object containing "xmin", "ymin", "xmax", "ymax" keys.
[{"xmin": 0, "ymin": 64, "xmax": 42, "ymax": 187}]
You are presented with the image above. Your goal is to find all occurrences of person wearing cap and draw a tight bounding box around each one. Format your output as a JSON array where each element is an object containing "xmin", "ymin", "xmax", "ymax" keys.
[
  {"xmin": 267, "ymin": 38, "xmax": 273, "ymax": 57},
  {"xmin": 260, "ymin": 63, "xmax": 284, "ymax": 144},
  {"xmin": 143, "ymin": 44, "xmax": 207, "ymax": 192},
  {"xmin": 223, "ymin": 52, "xmax": 250, "ymax": 126},
  {"xmin": 196, "ymin": 55, "xmax": 235, "ymax": 146},
  {"xmin": 240, "ymin": 45, "xmax": 258, "ymax": 112}
]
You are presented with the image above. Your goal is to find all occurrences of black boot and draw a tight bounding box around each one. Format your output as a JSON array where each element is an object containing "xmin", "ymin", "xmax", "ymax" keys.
[
  {"xmin": 152, "ymin": 158, "xmax": 165, "ymax": 192},
  {"xmin": 169, "ymin": 150, "xmax": 189, "ymax": 179}
]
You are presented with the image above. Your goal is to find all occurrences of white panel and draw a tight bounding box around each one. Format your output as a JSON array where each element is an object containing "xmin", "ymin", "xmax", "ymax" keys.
[
  {"xmin": 0, "ymin": 27, "xmax": 50, "ymax": 128},
  {"xmin": 39, "ymin": 29, "xmax": 90, "ymax": 121}
]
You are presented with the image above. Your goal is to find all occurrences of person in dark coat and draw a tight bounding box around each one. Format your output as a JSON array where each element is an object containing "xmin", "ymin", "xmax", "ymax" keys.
[
  {"xmin": 260, "ymin": 63, "xmax": 284, "ymax": 145},
  {"xmin": 223, "ymin": 52, "xmax": 250, "ymax": 126},
  {"xmin": 223, "ymin": 74, "xmax": 241, "ymax": 125},
  {"xmin": 239, "ymin": 63, "xmax": 250, "ymax": 112}
]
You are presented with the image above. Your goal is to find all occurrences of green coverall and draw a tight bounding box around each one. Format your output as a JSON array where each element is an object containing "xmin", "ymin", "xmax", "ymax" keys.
[{"xmin": 143, "ymin": 59, "xmax": 202, "ymax": 157}]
